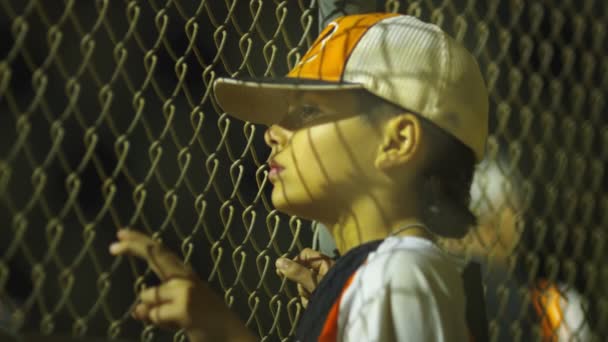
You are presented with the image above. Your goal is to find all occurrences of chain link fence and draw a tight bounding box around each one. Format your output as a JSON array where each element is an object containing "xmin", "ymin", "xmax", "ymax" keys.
[{"xmin": 0, "ymin": 0, "xmax": 606, "ymax": 341}]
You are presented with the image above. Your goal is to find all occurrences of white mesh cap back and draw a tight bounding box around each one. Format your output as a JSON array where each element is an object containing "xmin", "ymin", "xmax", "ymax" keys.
[{"xmin": 343, "ymin": 15, "xmax": 489, "ymax": 160}]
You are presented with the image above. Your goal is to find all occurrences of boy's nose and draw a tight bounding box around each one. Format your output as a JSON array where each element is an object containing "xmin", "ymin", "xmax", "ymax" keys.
[{"xmin": 264, "ymin": 124, "xmax": 290, "ymax": 149}]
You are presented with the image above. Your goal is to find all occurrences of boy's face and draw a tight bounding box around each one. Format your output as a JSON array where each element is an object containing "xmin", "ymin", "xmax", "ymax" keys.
[{"xmin": 263, "ymin": 92, "xmax": 390, "ymax": 221}]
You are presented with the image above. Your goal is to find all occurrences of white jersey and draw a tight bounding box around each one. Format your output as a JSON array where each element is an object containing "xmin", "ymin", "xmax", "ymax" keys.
[{"xmin": 337, "ymin": 236, "xmax": 469, "ymax": 342}]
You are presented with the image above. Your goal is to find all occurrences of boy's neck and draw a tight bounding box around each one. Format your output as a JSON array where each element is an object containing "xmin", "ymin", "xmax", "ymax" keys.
[{"xmin": 323, "ymin": 193, "xmax": 434, "ymax": 254}]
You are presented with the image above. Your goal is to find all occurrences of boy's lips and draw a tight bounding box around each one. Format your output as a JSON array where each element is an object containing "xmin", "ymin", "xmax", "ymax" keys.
[{"xmin": 268, "ymin": 159, "xmax": 284, "ymax": 181}]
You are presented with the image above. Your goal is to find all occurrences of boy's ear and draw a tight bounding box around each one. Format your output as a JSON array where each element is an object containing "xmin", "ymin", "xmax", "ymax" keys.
[{"xmin": 374, "ymin": 113, "xmax": 422, "ymax": 171}]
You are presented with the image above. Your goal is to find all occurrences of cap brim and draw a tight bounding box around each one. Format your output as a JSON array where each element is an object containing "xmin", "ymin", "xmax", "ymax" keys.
[{"xmin": 213, "ymin": 77, "xmax": 365, "ymax": 125}]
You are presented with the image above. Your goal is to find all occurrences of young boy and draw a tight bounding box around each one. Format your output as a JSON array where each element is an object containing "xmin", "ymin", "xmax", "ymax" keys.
[{"xmin": 109, "ymin": 13, "xmax": 488, "ymax": 341}]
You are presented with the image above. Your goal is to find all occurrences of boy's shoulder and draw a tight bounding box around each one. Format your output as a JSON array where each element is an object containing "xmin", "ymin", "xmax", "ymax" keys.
[
  {"xmin": 355, "ymin": 236, "xmax": 466, "ymax": 291},
  {"xmin": 337, "ymin": 236, "xmax": 468, "ymax": 337}
]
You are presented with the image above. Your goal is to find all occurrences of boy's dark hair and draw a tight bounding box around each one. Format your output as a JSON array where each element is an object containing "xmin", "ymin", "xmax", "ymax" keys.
[{"xmin": 359, "ymin": 93, "xmax": 477, "ymax": 238}]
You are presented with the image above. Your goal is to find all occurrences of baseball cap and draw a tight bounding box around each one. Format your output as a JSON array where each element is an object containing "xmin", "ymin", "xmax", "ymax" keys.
[{"xmin": 214, "ymin": 13, "xmax": 489, "ymax": 161}]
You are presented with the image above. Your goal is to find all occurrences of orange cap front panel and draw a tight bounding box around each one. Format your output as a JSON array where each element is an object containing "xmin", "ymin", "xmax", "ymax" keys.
[{"xmin": 287, "ymin": 13, "xmax": 398, "ymax": 82}]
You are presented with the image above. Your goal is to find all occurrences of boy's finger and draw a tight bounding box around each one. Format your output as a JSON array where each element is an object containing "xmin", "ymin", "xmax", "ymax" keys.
[
  {"xmin": 297, "ymin": 283, "xmax": 312, "ymax": 298},
  {"xmin": 297, "ymin": 248, "xmax": 334, "ymax": 271},
  {"xmin": 147, "ymin": 303, "xmax": 183, "ymax": 326},
  {"xmin": 293, "ymin": 249, "xmax": 334, "ymax": 282},
  {"xmin": 297, "ymin": 284, "xmax": 310, "ymax": 309},
  {"xmin": 110, "ymin": 229, "xmax": 191, "ymax": 280},
  {"xmin": 109, "ymin": 230, "xmax": 156, "ymax": 259},
  {"xmin": 139, "ymin": 284, "xmax": 176, "ymax": 305},
  {"xmin": 300, "ymin": 296, "xmax": 309, "ymax": 309},
  {"xmin": 132, "ymin": 303, "xmax": 151, "ymax": 321},
  {"xmin": 275, "ymin": 257, "xmax": 316, "ymax": 293}
]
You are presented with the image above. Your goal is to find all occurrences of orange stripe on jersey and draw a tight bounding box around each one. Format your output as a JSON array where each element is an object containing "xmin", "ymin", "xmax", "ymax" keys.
[
  {"xmin": 318, "ymin": 271, "xmax": 358, "ymax": 342},
  {"xmin": 532, "ymin": 280, "xmax": 564, "ymax": 342},
  {"xmin": 287, "ymin": 13, "xmax": 398, "ymax": 82}
]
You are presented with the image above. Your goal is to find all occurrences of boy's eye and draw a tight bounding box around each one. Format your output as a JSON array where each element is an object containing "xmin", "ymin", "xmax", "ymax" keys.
[
  {"xmin": 287, "ymin": 104, "xmax": 325, "ymax": 127},
  {"xmin": 299, "ymin": 105, "xmax": 322, "ymax": 119}
]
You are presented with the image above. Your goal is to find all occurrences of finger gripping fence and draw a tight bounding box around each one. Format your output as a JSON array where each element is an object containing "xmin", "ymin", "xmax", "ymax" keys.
[{"xmin": 0, "ymin": 1, "xmax": 606, "ymax": 341}]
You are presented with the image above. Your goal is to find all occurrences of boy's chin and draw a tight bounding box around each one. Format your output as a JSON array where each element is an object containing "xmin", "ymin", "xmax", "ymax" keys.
[
  {"xmin": 271, "ymin": 197, "xmax": 324, "ymax": 222},
  {"xmin": 272, "ymin": 202, "xmax": 312, "ymax": 220}
]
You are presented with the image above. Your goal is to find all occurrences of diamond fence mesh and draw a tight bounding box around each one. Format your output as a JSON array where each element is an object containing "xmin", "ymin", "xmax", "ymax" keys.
[{"xmin": 0, "ymin": 0, "xmax": 606, "ymax": 341}]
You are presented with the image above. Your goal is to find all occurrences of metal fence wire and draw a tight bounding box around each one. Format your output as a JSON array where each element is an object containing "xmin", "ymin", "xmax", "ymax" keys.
[{"xmin": 0, "ymin": 0, "xmax": 606, "ymax": 341}]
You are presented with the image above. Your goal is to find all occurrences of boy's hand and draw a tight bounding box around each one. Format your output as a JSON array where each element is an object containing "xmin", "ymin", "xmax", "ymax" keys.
[
  {"xmin": 110, "ymin": 229, "xmax": 255, "ymax": 342},
  {"xmin": 275, "ymin": 248, "xmax": 335, "ymax": 308}
]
